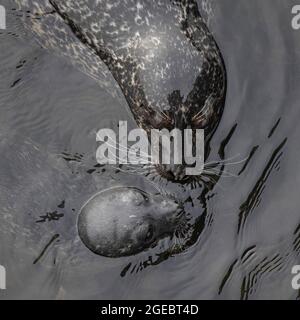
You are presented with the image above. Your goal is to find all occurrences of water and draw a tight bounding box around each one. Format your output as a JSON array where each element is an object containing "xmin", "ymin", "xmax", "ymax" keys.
[{"xmin": 0, "ymin": 0, "xmax": 299, "ymax": 300}]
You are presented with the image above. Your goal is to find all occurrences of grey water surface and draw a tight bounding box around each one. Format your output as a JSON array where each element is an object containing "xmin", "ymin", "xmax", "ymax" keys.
[{"xmin": 0, "ymin": 0, "xmax": 300, "ymax": 300}]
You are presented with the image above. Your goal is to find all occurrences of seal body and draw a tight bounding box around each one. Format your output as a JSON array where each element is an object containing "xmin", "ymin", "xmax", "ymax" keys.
[
  {"xmin": 77, "ymin": 187, "xmax": 181, "ymax": 257},
  {"xmin": 15, "ymin": 0, "xmax": 227, "ymax": 182}
]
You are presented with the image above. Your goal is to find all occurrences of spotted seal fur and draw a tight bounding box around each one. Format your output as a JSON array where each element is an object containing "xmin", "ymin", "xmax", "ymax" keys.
[{"xmin": 14, "ymin": 0, "xmax": 226, "ymax": 182}]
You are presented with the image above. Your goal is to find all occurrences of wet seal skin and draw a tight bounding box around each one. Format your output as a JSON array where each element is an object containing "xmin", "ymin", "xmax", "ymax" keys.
[
  {"xmin": 14, "ymin": 0, "xmax": 227, "ymax": 183},
  {"xmin": 77, "ymin": 187, "xmax": 182, "ymax": 257},
  {"xmin": 49, "ymin": 0, "xmax": 227, "ymax": 182}
]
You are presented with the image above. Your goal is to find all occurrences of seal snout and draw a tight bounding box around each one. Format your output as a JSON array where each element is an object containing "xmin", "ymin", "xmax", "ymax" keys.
[{"xmin": 155, "ymin": 163, "xmax": 192, "ymax": 183}]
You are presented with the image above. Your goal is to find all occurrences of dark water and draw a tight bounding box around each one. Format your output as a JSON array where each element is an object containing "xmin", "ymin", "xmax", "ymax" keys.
[{"xmin": 0, "ymin": 0, "xmax": 300, "ymax": 300}]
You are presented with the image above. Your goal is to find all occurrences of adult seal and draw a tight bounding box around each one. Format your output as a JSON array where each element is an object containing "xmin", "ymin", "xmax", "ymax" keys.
[
  {"xmin": 77, "ymin": 187, "xmax": 182, "ymax": 257},
  {"xmin": 14, "ymin": 0, "xmax": 227, "ymax": 182}
]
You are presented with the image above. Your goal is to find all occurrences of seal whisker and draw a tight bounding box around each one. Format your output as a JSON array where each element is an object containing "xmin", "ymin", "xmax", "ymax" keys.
[
  {"xmin": 124, "ymin": 165, "xmax": 156, "ymax": 173},
  {"xmin": 106, "ymin": 137, "xmax": 153, "ymax": 160},
  {"xmin": 157, "ymin": 110, "xmax": 172, "ymax": 122},
  {"xmin": 204, "ymin": 154, "xmax": 249, "ymax": 167},
  {"xmin": 200, "ymin": 173, "xmax": 225, "ymax": 190},
  {"xmin": 105, "ymin": 144, "xmax": 153, "ymax": 164},
  {"xmin": 202, "ymin": 168, "xmax": 238, "ymax": 178},
  {"xmin": 191, "ymin": 96, "xmax": 213, "ymax": 121}
]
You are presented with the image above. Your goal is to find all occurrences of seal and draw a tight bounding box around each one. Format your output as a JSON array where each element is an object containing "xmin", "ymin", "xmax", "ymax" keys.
[
  {"xmin": 77, "ymin": 187, "xmax": 182, "ymax": 257},
  {"xmin": 15, "ymin": 0, "xmax": 227, "ymax": 182}
]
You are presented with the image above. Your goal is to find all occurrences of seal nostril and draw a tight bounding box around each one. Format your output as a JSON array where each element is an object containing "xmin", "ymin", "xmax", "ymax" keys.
[
  {"xmin": 157, "ymin": 166, "xmax": 192, "ymax": 183},
  {"xmin": 145, "ymin": 225, "xmax": 154, "ymax": 242},
  {"xmin": 164, "ymin": 170, "xmax": 175, "ymax": 181},
  {"xmin": 169, "ymin": 171, "xmax": 175, "ymax": 178}
]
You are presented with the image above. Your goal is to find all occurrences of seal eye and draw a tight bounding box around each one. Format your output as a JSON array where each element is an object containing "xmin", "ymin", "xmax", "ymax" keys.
[
  {"xmin": 140, "ymin": 192, "xmax": 150, "ymax": 203},
  {"xmin": 145, "ymin": 225, "xmax": 154, "ymax": 242}
]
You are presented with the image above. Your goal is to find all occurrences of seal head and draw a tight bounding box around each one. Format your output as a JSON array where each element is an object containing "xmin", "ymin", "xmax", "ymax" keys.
[
  {"xmin": 17, "ymin": 0, "xmax": 227, "ymax": 182},
  {"xmin": 46, "ymin": 0, "xmax": 227, "ymax": 182},
  {"xmin": 77, "ymin": 187, "xmax": 181, "ymax": 257}
]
